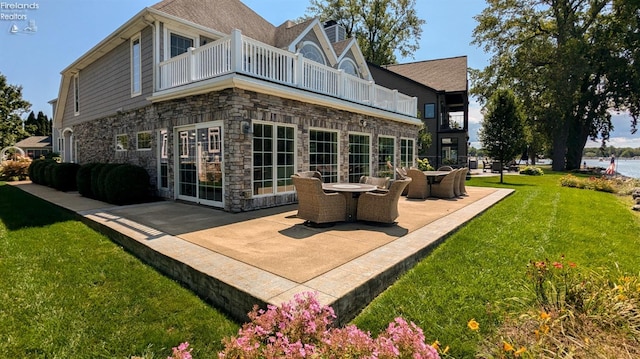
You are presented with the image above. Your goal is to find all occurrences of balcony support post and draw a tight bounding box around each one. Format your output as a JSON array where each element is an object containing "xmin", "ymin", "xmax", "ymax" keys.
[{"xmin": 231, "ymin": 29, "xmax": 243, "ymax": 73}]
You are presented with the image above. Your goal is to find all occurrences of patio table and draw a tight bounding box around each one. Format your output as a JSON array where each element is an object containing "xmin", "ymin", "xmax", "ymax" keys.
[
  {"xmin": 322, "ymin": 183, "xmax": 377, "ymax": 221},
  {"xmin": 422, "ymin": 170, "xmax": 450, "ymax": 184}
]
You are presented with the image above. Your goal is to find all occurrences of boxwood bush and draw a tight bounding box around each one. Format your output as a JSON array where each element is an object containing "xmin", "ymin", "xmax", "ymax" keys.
[
  {"xmin": 29, "ymin": 159, "xmax": 56, "ymax": 185},
  {"xmin": 42, "ymin": 161, "xmax": 58, "ymax": 187},
  {"xmin": 52, "ymin": 163, "xmax": 81, "ymax": 192},
  {"xmin": 94, "ymin": 164, "xmax": 122, "ymax": 202},
  {"xmin": 104, "ymin": 164, "xmax": 151, "ymax": 205},
  {"xmin": 76, "ymin": 163, "xmax": 101, "ymax": 198}
]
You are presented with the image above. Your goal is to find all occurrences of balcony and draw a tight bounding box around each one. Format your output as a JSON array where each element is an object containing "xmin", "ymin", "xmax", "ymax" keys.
[{"xmin": 157, "ymin": 30, "xmax": 417, "ymax": 117}]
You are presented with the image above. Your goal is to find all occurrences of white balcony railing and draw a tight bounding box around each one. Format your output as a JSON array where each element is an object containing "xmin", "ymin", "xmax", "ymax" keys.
[{"xmin": 158, "ymin": 29, "xmax": 417, "ymax": 117}]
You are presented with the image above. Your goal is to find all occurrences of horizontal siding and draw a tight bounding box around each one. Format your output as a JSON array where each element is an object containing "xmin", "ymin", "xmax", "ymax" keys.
[{"xmin": 63, "ymin": 26, "xmax": 153, "ymax": 128}]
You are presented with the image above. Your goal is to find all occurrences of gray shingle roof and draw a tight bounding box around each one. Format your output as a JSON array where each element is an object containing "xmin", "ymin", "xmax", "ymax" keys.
[
  {"xmin": 274, "ymin": 18, "xmax": 316, "ymax": 49},
  {"xmin": 384, "ymin": 56, "xmax": 468, "ymax": 92},
  {"xmin": 15, "ymin": 136, "xmax": 52, "ymax": 149},
  {"xmin": 151, "ymin": 0, "xmax": 277, "ymax": 45}
]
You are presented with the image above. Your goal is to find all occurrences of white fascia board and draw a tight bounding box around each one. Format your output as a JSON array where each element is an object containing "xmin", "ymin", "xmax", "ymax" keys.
[{"xmin": 147, "ymin": 74, "xmax": 421, "ymax": 126}]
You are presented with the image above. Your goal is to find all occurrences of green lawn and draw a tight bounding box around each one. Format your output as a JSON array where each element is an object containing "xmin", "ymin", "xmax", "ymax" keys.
[
  {"xmin": 0, "ymin": 184, "xmax": 239, "ymax": 358},
  {"xmin": 353, "ymin": 171, "xmax": 640, "ymax": 357},
  {"xmin": 1, "ymin": 171, "xmax": 639, "ymax": 358}
]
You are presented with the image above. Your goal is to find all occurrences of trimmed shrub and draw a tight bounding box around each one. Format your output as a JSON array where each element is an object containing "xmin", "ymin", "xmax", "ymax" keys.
[
  {"xmin": 90, "ymin": 163, "xmax": 107, "ymax": 200},
  {"xmin": 95, "ymin": 164, "xmax": 122, "ymax": 202},
  {"xmin": 42, "ymin": 161, "xmax": 57, "ymax": 187},
  {"xmin": 519, "ymin": 166, "xmax": 544, "ymax": 176},
  {"xmin": 104, "ymin": 164, "xmax": 150, "ymax": 205},
  {"xmin": 76, "ymin": 163, "xmax": 101, "ymax": 198},
  {"xmin": 29, "ymin": 159, "xmax": 52, "ymax": 184},
  {"xmin": 52, "ymin": 163, "xmax": 81, "ymax": 192}
]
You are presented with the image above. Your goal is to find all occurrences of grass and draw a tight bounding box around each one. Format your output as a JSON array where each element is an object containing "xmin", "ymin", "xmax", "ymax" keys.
[
  {"xmin": 353, "ymin": 170, "xmax": 640, "ymax": 357},
  {"xmin": 1, "ymin": 170, "xmax": 639, "ymax": 358},
  {"xmin": 0, "ymin": 183, "xmax": 239, "ymax": 358}
]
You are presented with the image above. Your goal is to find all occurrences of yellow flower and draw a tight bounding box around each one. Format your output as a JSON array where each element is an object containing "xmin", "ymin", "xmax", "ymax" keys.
[
  {"xmin": 541, "ymin": 324, "xmax": 550, "ymax": 334},
  {"xmin": 503, "ymin": 342, "xmax": 514, "ymax": 352},
  {"xmin": 443, "ymin": 346, "xmax": 450, "ymax": 354},
  {"xmin": 515, "ymin": 346, "xmax": 527, "ymax": 356},
  {"xmin": 540, "ymin": 311, "xmax": 550, "ymax": 320},
  {"xmin": 467, "ymin": 318, "xmax": 479, "ymax": 331},
  {"xmin": 431, "ymin": 340, "xmax": 440, "ymax": 350}
]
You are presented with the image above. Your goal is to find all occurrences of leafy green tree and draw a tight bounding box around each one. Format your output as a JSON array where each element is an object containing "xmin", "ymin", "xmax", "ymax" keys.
[
  {"xmin": 36, "ymin": 111, "xmax": 51, "ymax": 136},
  {"xmin": 24, "ymin": 111, "xmax": 38, "ymax": 135},
  {"xmin": 417, "ymin": 124, "xmax": 432, "ymax": 157},
  {"xmin": 304, "ymin": 0, "xmax": 425, "ymax": 65},
  {"xmin": 0, "ymin": 73, "xmax": 31, "ymax": 149},
  {"xmin": 479, "ymin": 89, "xmax": 526, "ymax": 183},
  {"xmin": 471, "ymin": 0, "xmax": 640, "ymax": 171}
]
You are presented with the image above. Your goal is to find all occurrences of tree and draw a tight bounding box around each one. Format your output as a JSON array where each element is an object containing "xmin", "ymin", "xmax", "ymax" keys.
[
  {"xmin": 479, "ymin": 89, "xmax": 525, "ymax": 183},
  {"xmin": 36, "ymin": 111, "xmax": 51, "ymax": 136},
  {"xmin": 24, "ymin": 111, "xmax": 38, "ymax": 135},
  {"xmin": 0, "ymin": 73, "xmax": 31, "ymax": 149},
  {"xmin": 304, "ymin": 0, "xmax": 425, "ymax": 65},
  {"xmin": 471, "ymin": 0, "xmax": 640, "ymax": 171}
]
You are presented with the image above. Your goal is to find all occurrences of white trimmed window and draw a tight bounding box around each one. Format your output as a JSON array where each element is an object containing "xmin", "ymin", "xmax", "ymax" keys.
[
  {"xmin": 170, "ymin": 32, "xmax": 194, "ymax": 58},
  {"xmin": 158, "ymin": 129, "xmax": 168, "ymax": 189},
  {"xmin": 131, "ymin": 34, "xmax": 142, "ymax": 96},
  {"xmin": 339, "ymin": 58, "xmax": 359, "ymax": 77},
  {"xmin": 400, "ymin": 138, "xmax": 415, "ymax": 170},
  {"xmin": 73, "ymin": 74, "xmax": 79, "ymax": 115},
  {"xmin": 136, "ymin": 131, "xmax": 152, "ymax": 150},
  {"xmin": 348, "ymin": 133, "xmax": 370, "ymax": 183},
  {"xmin": 378, "ymin": 136, "xmax": 395, "ymax": 176},
  {"xmin": 116, "ymin": 134, "xmax": 129, "ymax": 151},
  {"xmin": 310, "ymin": 129, "xmax": 339, "ymax": 183},
  {"xmin": 252, "ymin": 122, "xmax": 296, "ymax": 195},
  {"xmin": 300, "ymin": 42, "xmax": 326, "ymax": 65}
]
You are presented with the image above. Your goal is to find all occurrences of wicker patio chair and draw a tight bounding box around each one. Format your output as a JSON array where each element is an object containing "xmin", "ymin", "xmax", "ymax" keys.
[
  {"xmin": 359, "ymin": 175, "xmax": 390, "ymax": 193},
  {"xmin": 437, "ymin": 166, "xmax": 453, "ymax": 171},
  {"xmin": 457, "ymin": 167, "xmax": 469, "ymax": 196},
  {"xmin": 395, "ymin": 167, "xmax": 409, "ymax": 195},
  {"xmin": 356, "ymin": 178, "xmax": 412, "ymax": 224},
  {"xmin": 430, "ymin": 169, "xmax": 457, "ymax": 199},
  {"xmin": 406, "ymin": 168, "xmax": 429, "ymax": 199},
  {"xmin": 291, "ymin": 176, "xmax": 346, "ymax": 224},
  {"xmin": 293, "ymin": 171, "xmax": 323, "ymax": 181},
  {"xmin": 395, "ymin": 167, "xmax": 407, "ymax": 179},
  {"xmin": 452, "ymin": 168, "xmax": 463, "ymax": 197}
]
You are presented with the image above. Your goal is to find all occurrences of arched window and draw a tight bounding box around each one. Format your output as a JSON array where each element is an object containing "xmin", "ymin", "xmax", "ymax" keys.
[
  {"xmin": 339, "ymin": 58, "xmax": 359, "ymax": 77},
  {"xmin": 300, "ymin": 42, "xmax": 326, "ymax": 65}
]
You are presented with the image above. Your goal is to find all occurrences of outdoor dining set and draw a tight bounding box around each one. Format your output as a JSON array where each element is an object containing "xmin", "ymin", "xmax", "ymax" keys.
[{"xmin": 291, "ymin": 166, "xmax": 469, "ymax": 226}]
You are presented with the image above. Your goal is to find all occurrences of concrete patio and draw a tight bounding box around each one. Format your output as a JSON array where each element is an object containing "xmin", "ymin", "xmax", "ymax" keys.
[{"xmin": 10, "ymin": 177, "xmax": 513, "ymax": 324}]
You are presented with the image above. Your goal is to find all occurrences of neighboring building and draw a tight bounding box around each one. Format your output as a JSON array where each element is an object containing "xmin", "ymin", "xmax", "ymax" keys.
[
  {"xmin": 15, "ymin": 136, "xmax": 52, "ymax": 159},
  {"xmin": 52, "ymin": 0, "xmax": 422, "ymax": 212},
  {"xmin": 369, "ymin": 57, "xmax": 469, "ymax": 168}
]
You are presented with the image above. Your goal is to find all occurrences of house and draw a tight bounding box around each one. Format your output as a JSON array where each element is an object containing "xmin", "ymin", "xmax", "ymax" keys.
[
  {"xmin": 14, "ymin": 136, "xmax": 52, "ymax": 159},
  {"xmin": 51, "ymin": 0, "xmax": 422, "ymax": 212},
  {"xmin": 369, "ymin": 57, "xmax": 469, "ymax": 168}
]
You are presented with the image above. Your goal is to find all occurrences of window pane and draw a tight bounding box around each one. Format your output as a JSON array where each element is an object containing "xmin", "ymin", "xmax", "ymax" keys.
[
  {"xmin": 132, "ymin": 38, "xmax": 141, "ymax": 94},
  {"xmin": 170, "ymin": 33, "xmax": 194, "ymax": 58},
  {"xmin": 378, "ymin": 137, "xmax": 395, "ymax": 176},
  {"xmin": 310, "ymin": 129, "xmax": 338, "ymax": 183},
  {"xmin": 349, "ymin": 134, "xmax": 370, "ymax": 183}
]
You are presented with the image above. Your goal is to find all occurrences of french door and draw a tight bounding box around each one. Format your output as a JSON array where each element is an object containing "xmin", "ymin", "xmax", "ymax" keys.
[{"xmin": 175, "ymin": 122, "xmax": 223, "ymax": 207}]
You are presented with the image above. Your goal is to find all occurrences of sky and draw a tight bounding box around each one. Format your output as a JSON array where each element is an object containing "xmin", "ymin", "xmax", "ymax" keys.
[{"xmin": 1, "ymin": 0, "xmax": 638, "ymax": 148}]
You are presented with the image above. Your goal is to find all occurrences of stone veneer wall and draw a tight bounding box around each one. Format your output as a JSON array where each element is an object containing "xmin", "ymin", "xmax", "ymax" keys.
[{"xmin": 73, "ymin": 88, "xmax": 420, "ymax": 212}]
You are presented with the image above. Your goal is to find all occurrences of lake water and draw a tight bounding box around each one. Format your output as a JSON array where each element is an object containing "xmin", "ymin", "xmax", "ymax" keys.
[{"xmin": 582, "ymin": 158, "xmax": 640, "ymax": 179}]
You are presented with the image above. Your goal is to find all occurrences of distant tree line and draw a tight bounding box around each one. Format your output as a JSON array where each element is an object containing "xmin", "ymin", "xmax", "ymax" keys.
[{"xmin": 583, "ymin": 146, "xmax": 640, "ymax": 159}]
